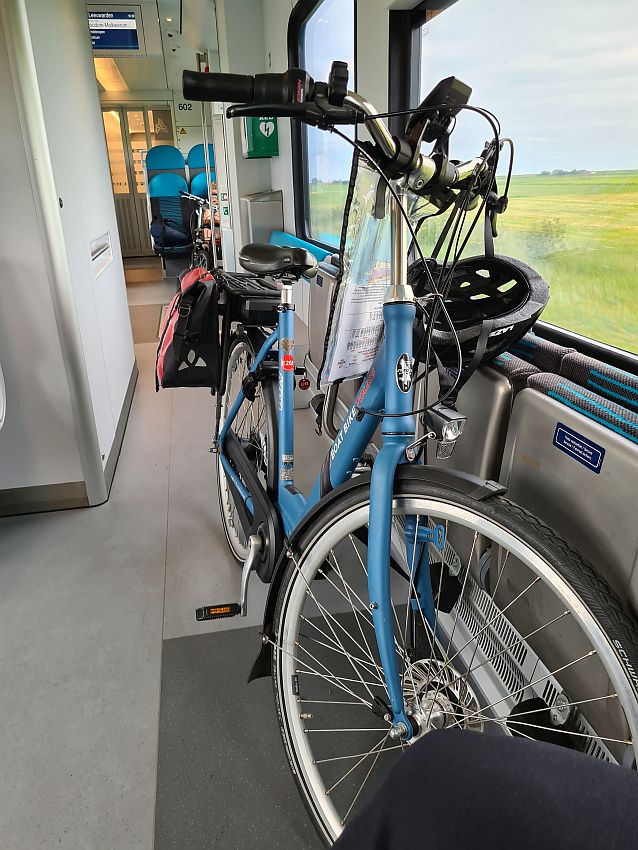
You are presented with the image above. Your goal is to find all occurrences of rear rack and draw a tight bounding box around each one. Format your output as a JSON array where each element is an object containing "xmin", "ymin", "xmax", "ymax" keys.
[
  {"xmin": 216, "ymin": 270, "xmax": 281, "ymax": 326},
  {"xmin": 216, "ymin": 270, "xmax": 280, "ymax": 297}
]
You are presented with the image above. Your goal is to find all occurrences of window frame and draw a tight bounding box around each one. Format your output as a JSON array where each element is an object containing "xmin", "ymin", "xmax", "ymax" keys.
[
  {"xmin": 388, "ymin": 0, "xmax": 638, "ymax": 367},
  {"xmin": 387, "ymin": 1, "xmax": 460, "ymax": 137},
  {"xmin": 287, "ymin": 0, "xmax": 357, "ymax": 250}
]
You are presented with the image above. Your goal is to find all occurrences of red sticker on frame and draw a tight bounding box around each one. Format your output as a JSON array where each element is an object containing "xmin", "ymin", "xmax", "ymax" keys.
[{"xmin": 282, "ymin": 354, "xmax": 295, "ymax": 372}]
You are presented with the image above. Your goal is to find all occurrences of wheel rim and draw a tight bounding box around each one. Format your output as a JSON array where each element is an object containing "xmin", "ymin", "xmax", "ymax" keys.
[
  {"xmin": 275, "ymin": 496, "xmax": 638, "ymax": 841},
  {"xmin": 217, "ymin": 341, "xmax": 270, "ymax": 562},
  {"xmin": 193, "ymin": 250, "xmax": 209, "ymax": 269}
]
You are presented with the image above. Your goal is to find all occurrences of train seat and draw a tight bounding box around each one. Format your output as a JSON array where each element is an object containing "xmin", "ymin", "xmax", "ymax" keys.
[
  {"xmin": 145, "ymin": 144, "xmax": 186, "ymax": 183},
  {"xmin": 148, "ymin": 173, "xmax": 192, "ymax": 259},
  {"xmin": 426, "ymin": 353, "xmax": 540, "ymax": 480},
  {"xmin": 509, "ymin": 331, "xmax": 575, "ymax": 372},
  {"xmin": 559, "ymin": 352, "xmax": 638, "ymax": 414},
  {"xmin": 186, "ymin": 143, "xmax": 215, "ymax": 182},
  {"xmin": 190, "ymin": 171, "xmax": 212, "ymax": 199},
  {"xmin": 501, "ymin": 374, "xmax": 638, "ymax": 613}
]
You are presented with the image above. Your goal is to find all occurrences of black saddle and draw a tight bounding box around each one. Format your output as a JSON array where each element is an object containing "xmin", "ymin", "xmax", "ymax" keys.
[{"xmin": 238, "ymin": 243, "xmax": 317, "ymax": 277}]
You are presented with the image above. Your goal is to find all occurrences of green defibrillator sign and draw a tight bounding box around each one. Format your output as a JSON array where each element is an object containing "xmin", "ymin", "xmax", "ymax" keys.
[{"xmin": 242, "ymin": 116, "xmax": 279, "ymax": 158}]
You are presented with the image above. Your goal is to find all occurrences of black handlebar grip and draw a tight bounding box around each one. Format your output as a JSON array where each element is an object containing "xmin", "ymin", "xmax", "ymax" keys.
[
  {"xmin": 252, "ymin": 70, "xmax": 315, "ymax": 104},
  {"xmin": 183, "ymin": 68, "xmax": 314, "ymax": 105},
  {"xmin": 182, "ymin": 70, "xmax": 255, "ymax": 103}
]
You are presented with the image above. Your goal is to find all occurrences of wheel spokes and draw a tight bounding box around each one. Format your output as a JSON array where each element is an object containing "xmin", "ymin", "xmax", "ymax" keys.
[{"xmin": 278, "ymin": 500, "xmax": 637, "ymax": 837}]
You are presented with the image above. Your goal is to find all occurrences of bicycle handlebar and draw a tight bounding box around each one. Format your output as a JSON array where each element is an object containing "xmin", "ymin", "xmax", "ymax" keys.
[
  {"xmin": 182, "ymin": 64, "xmax": 485, "ymax": 190},
  {"xmin": 180, "ymin": 190, "xmax": 208, "ymax": 204}
]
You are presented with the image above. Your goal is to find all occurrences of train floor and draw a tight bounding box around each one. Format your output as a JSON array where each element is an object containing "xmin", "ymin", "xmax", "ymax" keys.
[{"xmin": 0, "ymin": 340, "xmax": 323, "ymax": 849}]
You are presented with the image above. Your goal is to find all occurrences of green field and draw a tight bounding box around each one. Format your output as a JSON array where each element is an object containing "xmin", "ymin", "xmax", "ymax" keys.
[{"xmin": 310, "ymin": 171, "xmax": 638, "ymax": 353}]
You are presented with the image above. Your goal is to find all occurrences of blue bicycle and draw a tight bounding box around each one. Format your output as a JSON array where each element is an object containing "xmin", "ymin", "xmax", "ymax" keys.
[{"xmin": 184, "ymin": 65, "xmax": 638, "ymax": 841}]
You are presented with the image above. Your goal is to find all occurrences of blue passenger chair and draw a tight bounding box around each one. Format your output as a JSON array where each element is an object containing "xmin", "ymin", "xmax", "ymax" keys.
[
  {"xmin": 187, "ymin": 144, "xmax": 215, "ymax": 182},
  {"xmin": 190, "ymin": 171, "xmax": 211, "ymax": 199},
  {"xmin": 146, "ymin": 144, "xmax": 186, "ymax": 183},
  {"xmin": 148, "ymin": 173, "xmax": 193, "ymax": 267}
]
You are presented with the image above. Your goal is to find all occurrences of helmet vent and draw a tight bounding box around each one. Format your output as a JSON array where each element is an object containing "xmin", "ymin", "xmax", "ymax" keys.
[{"xmin": 498, "ymin": 280, "xmax": 517, "ymax": 292}]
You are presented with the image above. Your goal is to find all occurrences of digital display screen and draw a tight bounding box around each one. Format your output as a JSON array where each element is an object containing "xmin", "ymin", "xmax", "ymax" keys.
[{"xmin": 89, "ymin": 11, "xmax": 139, "ymax": 51}]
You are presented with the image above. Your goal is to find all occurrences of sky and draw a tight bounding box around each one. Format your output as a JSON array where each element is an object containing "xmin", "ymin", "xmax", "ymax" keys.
[
  {"xmin": 305, "ymin": 0, "xmax": 637, "ymax": 181},
  {"xmin": 420, "ymin": 0, "xmax": 638, "ymax": 174}
]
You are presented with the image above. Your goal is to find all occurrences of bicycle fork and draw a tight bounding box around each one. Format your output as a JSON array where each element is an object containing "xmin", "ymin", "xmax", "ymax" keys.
[{"xmin": 367, "ymin": 188, "xmax": 422, "ymax": 740}]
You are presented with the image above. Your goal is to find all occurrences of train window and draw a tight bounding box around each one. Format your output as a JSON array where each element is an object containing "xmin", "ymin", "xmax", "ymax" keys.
[
  {"xmin": 414, "ymin": 0, "xmax": 637, "ymax": 353},
  {"xmin": 290, "ymin": 0, "xmax": 355, "ymax": 246}
]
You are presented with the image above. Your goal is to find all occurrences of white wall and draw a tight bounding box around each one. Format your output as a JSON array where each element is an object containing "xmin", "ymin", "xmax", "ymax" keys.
[
  {"xmin": 263, "ymin": 0, "xmax": 296, "ymax": 233},
  {"xmin": 24, "ymin": 0, "xmax": 136, "ymax": 466},
  {"xmin": 0, "ymin": 15, "xmax": 83, "ymax": 489},
  {"xmin": 215, "ymin": 0, "xmax": 272, "ymax": 266}
]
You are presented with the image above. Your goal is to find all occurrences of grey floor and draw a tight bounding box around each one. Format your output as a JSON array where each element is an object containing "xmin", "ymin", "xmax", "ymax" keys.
[{"xmin": 0, "ymin": 260, "xmax": 324, "ymax": 850}]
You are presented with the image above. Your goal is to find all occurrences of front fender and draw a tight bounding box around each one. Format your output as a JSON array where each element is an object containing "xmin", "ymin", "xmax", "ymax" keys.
[{"xmin": 247, "ymin": 464, "xmax": 506, "ymax": 681}]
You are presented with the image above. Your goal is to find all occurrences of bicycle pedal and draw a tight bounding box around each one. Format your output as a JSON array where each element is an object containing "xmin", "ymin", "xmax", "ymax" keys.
[{"xmin": 195, "ymin": 603, "xmax": 241, "ymax": 621}]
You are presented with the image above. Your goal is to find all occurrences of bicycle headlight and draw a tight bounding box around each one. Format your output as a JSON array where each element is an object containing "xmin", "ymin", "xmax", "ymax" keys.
[
  {"xmin": 426, "ymin": 403, "xmax": 467, "ymax": 460},
  {"xmin": 442, "ymin": 418, "xmax": 465, "ymax": 442}
]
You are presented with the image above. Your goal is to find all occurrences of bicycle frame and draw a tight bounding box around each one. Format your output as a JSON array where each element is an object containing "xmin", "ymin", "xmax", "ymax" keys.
[{"xmin": 218, "ymin": 187, "xmax": 436, "ymax": 738}]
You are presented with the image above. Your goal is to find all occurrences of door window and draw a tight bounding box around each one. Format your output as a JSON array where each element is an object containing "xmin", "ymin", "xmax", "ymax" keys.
[
  {"xmin": 102, "ymin": 110, "xmax": 129, "ymax": 194},
  {"xmin": 126, "ymin": 109, "xmax": 148, "ymax": 194}
]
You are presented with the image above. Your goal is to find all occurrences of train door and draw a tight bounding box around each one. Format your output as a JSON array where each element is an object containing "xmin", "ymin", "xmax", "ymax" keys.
[{"xmin": 101, "ymin": 105, "xmax": 174, "ymax": 258}]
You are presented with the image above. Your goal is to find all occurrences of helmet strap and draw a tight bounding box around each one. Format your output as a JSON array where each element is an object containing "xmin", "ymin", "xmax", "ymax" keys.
[{"xmin": 435, "ymin": 318, "xmax": 494, "ymax": 407}]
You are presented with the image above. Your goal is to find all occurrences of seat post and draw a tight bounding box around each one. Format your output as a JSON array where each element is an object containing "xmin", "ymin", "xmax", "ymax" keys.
[{"xmin": 277, "ymin": 280, "xmax": 305, "ymax": 527}]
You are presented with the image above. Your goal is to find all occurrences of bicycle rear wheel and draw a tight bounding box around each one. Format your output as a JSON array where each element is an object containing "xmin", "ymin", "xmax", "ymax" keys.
[
  {"xmin": 272, "ymin": 475, "xmax": 638, "ymax": 843},
  {"xmin": 217, "ymin": 333, "xmax": 277, "ymax": 562}
]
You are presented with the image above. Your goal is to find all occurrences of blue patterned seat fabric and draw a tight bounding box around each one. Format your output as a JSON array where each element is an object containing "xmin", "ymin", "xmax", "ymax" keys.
[
  {"xmin": 527, "ymin": 373, "xmax": 638, "ymax": 445},
  {"xmin": 508, "ymin": 332, "xmax": 575, "ymax": 373},
  {"xmin": 560, "ymin": 352, "xmax": 638, "ymax": 414},
  {"xmin": 490, "ymin": 351, "xmax": 540, "ymax": 397}
]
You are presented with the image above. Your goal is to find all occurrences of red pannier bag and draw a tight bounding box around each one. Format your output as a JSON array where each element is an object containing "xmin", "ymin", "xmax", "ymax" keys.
[{"xmin": 155, "ymin": 266, "xmax": 220, "ymax": 391}]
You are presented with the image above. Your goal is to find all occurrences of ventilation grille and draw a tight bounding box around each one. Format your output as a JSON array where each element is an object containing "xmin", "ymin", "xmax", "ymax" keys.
[
  {"xmin": 450, "ymin": 575, "xmax": 618, "ymax": 765},
  {"xmin": 456, "ymin": 575, "xmax": 527, "ymax": 697}
]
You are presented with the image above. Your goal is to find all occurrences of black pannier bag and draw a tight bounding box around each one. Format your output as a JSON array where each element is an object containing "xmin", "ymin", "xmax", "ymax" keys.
[{"xmin": 156, "ymin": 266, "xmax": 220, "ymax": 391}]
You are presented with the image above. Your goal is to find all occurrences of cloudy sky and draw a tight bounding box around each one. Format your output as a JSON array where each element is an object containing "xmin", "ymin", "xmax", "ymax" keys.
[
  {"xmin": 420, "ymin": 0, "xmax": 638, "ymax": 173},
  {"xmin": 306, "ymin": 0, "xmax": 637, "ymax": 180}
]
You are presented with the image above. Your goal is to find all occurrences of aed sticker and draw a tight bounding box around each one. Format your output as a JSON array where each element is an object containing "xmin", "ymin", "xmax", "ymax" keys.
[
  {"xmin": 553, "ymin": 422, "xmax": 605, "ymax": 474},
  {"xmin": 282, "ymin": 354, "xmax": 295, "ymax": 372},
  {"xmin": 396, "ymin": 353, "xmax": 412, "ymax": 393},
  {"xmin": 299, "ymin": 377, "xmax": 310, "ymax": 391}
]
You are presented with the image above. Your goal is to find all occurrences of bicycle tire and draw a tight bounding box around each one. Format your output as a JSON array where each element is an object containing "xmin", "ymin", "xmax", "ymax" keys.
[
  {"xmin": 217, "ymin": 334, "xmax": 278, "ymax": 562},
  {"xmin": 271, "ymin": 474, "xmax": 638, "ymax": 844}
]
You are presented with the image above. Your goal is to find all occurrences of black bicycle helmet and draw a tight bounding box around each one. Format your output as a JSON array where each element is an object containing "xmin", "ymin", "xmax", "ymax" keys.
[{"xmin": 410, "ymin": 254, "xmax": 549, "ymax": 396}]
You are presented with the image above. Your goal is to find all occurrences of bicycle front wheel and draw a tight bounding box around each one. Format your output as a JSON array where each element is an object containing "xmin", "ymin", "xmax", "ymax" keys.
[{"xmin": 272, "ymin": 476, "xmax": 638, "ymax": 843}]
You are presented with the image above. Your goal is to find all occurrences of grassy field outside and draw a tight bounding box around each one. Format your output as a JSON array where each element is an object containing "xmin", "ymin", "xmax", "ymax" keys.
[{"xmin": 310, "ymin": 171, "xmax": 638, "ymax": 353}]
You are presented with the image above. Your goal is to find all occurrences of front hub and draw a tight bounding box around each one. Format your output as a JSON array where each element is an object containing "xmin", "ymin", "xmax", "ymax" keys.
[{"xmin": 404, "ymin": 658, "xmax": 483, "ymax": 740}]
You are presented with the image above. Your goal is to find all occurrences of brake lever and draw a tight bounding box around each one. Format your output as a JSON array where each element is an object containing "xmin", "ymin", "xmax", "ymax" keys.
[
  {"xmin": 226, "ymin": 103, "xmax": 308, "ymax": 119},
  {"xmin": 226, "ymin": 101, "xmax": 363, "ymax": 127}
]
